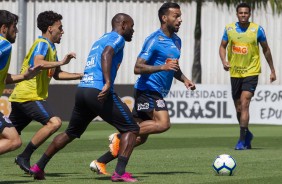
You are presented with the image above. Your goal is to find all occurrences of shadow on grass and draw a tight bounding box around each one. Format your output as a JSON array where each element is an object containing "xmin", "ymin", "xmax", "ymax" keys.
[
  {"xmin": 140, "ymin": 171, "xmax": 196, "ymax": 175},
  {"xmin": 94, "ymin": 171, "xmax": 196, "ymax": 181},
  {"xmin": 45, "ymin": 172, "xmax": 81, "ymax": 177}
]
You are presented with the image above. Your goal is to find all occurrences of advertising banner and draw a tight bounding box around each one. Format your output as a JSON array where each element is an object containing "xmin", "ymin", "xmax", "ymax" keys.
[
  {"xmin": 165, "ymin": 84, "xmax": 282, "ymax": 124},
  {"xmin": 1, "ymin": 84, "xmax": 281, "ymax": 124}
]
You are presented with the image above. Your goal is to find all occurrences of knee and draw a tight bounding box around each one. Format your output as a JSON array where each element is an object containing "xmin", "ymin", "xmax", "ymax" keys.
[
  {"xmin": 10, "ymin": 137, "xmax": 22, "ymax": 151},
  {"xmin": 158, "ymin": 120, "xmax": 171, "ymax": 132},
  {"xmin": 48, "ymin": 117, "xmax": 62, "ymax": 131}
]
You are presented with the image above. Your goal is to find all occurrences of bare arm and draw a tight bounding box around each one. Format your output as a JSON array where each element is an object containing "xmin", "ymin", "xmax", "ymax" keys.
[
  {"xmin": 174, "ymin": 68, "xmax": 196, "ymax": 90},
  {"xmin": 97, "ymin": 46, "xmax": 115, "ymax": 102},
  {"xmin": 53, "ymin": 67, "xmax": 83, "ymax": 80},
  {"xmin": 5, "ymin": 65, "xmax": 43, "ymax": 84},
  {"xmin": 34, "ymin": 52, "xmax": 76, "ymax": 69},
  {"xmin": 260, "ymin": 41, "xmax": 276, "ymax": 82},
  {"xmin": 219, "ymin": 40, "xmax": 230, "ymax": 71},
  {"xmin": 134, "ymin": 58, "xmax": 179, "ymax": 74}
]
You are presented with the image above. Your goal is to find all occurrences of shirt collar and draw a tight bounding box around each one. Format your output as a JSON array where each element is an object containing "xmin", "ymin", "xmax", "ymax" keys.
[{"xmin": 38, "ymin": 36, "xmax": 56, "ymax": 48}]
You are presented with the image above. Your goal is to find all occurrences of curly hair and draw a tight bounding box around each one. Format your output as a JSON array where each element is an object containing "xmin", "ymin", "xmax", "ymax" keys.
[
  {"xmin": 0, "ymin": 10, "xmax": 18, "ymax": 28},
  {"xmin": 37, "ymin": 11, "xmax": 63, "ymax": 33}
]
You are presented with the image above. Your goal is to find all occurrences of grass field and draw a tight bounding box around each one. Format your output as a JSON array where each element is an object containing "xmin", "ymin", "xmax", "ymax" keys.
[{"xmin": 1, "ymin": 122, "xmax": 282, "ymax": 184}]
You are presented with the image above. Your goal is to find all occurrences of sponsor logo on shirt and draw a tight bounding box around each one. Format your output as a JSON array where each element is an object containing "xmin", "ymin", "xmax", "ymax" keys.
[
  {"xmin": 250, "ymin": 28, "xmax": 256, "ymax": 32},
  {"xmin": 81, "ymin": 73, "xmax": 94, "ymax": 83},
  {"xmin": 165, "ymin": 58, "xmax": 178, "ymax": 64},
  {"xmin": 137, "ymin": 102, "xmax": 149, "ymax": 110},
  {"xmin": 47, "ymin": 68, "xmax": 55, "ymax": 78},
  {"xmin": 232, "ymin": 45, "xmax": 248, "ymax": 55}
]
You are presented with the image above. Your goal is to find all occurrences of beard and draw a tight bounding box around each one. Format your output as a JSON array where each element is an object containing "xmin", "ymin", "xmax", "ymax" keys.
[
  {"xmin": 6, "ymin": 33, "xmax": 16, "ymax": 43},
  {"xmin": 123, "ymin": 31, "xmax": 133, "ymax": 42},
  {"xmin": 167, "ymin": 24, "xmax": 179, "ymax": 33}
]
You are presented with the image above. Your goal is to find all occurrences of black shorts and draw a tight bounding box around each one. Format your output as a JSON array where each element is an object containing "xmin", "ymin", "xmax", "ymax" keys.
[
  {"xmin": 0, "ymin": 112, "xmax": 14, "ymax": 133},
  {"xmin": 231, "ymin": 75, "xmax": 258, "ymax": 100},
  {"xmin": 132, "ymin": 89, "xmax": 167, "ymax": 121},
  {"xmin": 9, "ymin": 101, "xmax": 56, "ymax": 134},
  {"xmin": 65, "ymin": 87, "xmax": 139, "ymax": 138}
]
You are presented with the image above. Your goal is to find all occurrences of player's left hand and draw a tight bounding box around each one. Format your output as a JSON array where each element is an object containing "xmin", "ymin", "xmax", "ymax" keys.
[
  {"xmin": 98, "ymin": 83, "xmax": 111, "ymax": 103},
  {"xmin": 184, "ymin": 80, "xmax": 196, "ymax": 90},
  {"xmin": 23, "ymin": 65, "xmax": 43, "ymax": 80}
]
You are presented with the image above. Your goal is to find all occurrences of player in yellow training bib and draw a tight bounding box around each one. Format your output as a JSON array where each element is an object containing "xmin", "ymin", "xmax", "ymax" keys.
[
  {"xmin": 219, "ymin": 3, "xmax": 276, "ymax": 150},
  {"xmin": 9, "ymin": 11, "xmax": 83, "ymax": 176},
  {"xmin": 0, "ymin": 10, "xmax": 42, "ymax": 156}
]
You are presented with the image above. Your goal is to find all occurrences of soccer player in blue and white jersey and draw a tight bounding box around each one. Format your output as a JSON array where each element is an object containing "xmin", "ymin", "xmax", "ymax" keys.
[
  {"xmin": 92, "ymin": 2, "xmax": 195, "ymax": 175},
  {"xmin": 30, "ymin": 13, "xmax": 139, "ymax": 182},
  {"xmin": 0, "ymin": 10, "xmax": 41, "ymax": 156}
]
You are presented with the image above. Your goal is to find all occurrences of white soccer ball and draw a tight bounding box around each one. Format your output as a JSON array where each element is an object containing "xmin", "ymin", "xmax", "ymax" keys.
[{"xmin": 212, "ymin": 154, "xmax": 236, "ymax": 176}]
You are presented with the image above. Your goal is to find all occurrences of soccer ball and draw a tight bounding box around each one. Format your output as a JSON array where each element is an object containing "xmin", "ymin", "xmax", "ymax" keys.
[{"xmin": 212, "ymin": 154, "xmax": 236, "ymax": 176}]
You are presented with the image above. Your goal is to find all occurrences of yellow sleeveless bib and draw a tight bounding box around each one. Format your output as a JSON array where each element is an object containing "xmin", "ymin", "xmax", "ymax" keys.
[
  {"xmin": 0, "ymin": 36, "xmax": 11, "ymax": 96},
  {"xmin": 226, "ymin": 22, "xmax": 261, "ymax": 77},
  {"xmin": 9, "ymin": 38, "xmax": 57, "ymax": 102}
]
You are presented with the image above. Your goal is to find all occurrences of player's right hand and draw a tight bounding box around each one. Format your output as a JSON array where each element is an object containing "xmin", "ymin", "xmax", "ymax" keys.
[
  {"xmin": 222, "ymin": 61, "xmax": 230, "ymax": 71},
  {"xmin": 98, "ymin": 83, "xmax": 111, "ymax": 103},
  {"xmin": 162, "ymin": 61, "xmax": 179, "ymax": 71},
  {"xmin": 23, "ymin": 65, "xmax": 43, "ymax": 80},
  {"xmin": 61, "ymin": 52, "xmax": 76, "ymax": 65}
]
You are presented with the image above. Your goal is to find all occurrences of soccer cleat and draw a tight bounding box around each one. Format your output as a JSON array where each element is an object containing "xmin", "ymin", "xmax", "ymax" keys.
[
  {"xmin": 109, "ymin": 133, "xmax": 120, "ymax": 157},
  {"xmin": 245, "ymin": 131, "xmax": 254, "ymax": 149},
  {"xmin": 89, "ymin": 160, "xmax": 110, "ymax": 175},
  {"xmin": 235, "ymin": 140, "xmax": 247, "ymax": 150},
  {"xmin": 111, "ymin": 172, "xmax": 138, "ymax": 182},
  {"xmin": 30, "ymin": 164, "xmax": 45, "ymax": 180},
  {"xmin": 15, "ymin": 155, "xmax": 31, "ymax": 174}
]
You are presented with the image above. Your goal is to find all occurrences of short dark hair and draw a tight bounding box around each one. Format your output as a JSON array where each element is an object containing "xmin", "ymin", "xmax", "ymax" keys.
[
  {"xmin": 236, "ymin": 3, "xmax": 251, "ymax": 13},
  {"xmin": 0, "ymin": 10, "xmax": 18, "ymax": 28},
  {"xmin": 158, "ymin": 2, "xmax": 180, "ymax": 24},
  {"xmin": 37, "ymin": 11, "xmax": 63, "ymax": 33}
]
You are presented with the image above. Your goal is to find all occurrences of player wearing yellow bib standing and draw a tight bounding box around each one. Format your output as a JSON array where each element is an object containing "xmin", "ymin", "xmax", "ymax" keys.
[
  {"xmin": 0, "ymin": 10, "xmax": 41, "ymax": 156},
  {"xmin": 9, "ymin": 11, "xmax": 83, "ymax": 173},
  {"xmin": 219, "ymin": 3, "xmax": 276, "ymax": 150}
]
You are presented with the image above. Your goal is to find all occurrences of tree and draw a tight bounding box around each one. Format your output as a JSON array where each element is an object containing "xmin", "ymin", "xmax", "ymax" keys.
[{"xmin": 179, "ymin": 0, "xmax": 282, "ymax": 83}]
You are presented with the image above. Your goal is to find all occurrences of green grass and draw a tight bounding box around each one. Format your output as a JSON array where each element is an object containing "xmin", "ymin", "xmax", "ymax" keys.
[{"xmin": 1, "ymin": 122, "xmax": 282, "ymax": 184}]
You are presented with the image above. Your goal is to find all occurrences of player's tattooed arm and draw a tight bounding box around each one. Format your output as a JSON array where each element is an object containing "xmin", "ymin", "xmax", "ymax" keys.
[{"xmin": 134, "ymin": 58, "xmax": 179, "ymax": 74}]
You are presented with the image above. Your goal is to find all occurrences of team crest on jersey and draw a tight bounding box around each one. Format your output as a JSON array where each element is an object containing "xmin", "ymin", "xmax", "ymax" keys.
[
  {"xmin": 250, "ymin": 28, "xmax": 256, "ymax": 32},
  {"xmin": 158, "ymin": 36, "xmax": 164, "ymax": 41},
  {"xmin": 227, "ymin": 27, "xmax": 233, "ymax": 31},
  {"xmin": 156, "ymin": 99, "xmax": 165, "ymax": 108}
]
